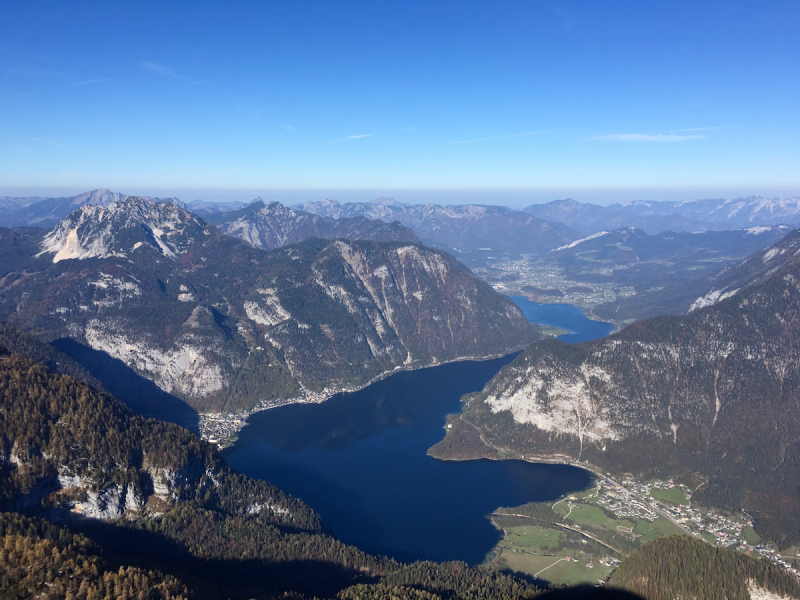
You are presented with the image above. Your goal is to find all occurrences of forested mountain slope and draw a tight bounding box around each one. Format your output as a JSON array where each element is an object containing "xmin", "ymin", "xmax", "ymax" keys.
[
  {"xmin": 433, "ymin": 229, "xmax": 800, "ymax": 546},
  {"xmin": 0, "ymin": 198, "xmax": 537, "ymax": 413},
  {"xmin": 0, "ymin": 337, "xmax": 544, "ymax": 599},
  {"xmin": 608, "ymin": 536, "xmax": 800, "ymax": 600}
]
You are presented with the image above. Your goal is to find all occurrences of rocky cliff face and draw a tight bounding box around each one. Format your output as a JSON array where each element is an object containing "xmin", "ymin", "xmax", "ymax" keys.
[
  {"xmin": 250, "ymin": 239, "xmax": 535, "ymax": 390},
  {"xmin": 216, "ymin": 200, "xmax": 419, "ymax": 250},
  {"xmin": 434, "ymin": 229, "xmax": 800, "ymax": 545},
  {"xmin": 0, "ymin": 198, "xmax": 537, "ymax": 412}
]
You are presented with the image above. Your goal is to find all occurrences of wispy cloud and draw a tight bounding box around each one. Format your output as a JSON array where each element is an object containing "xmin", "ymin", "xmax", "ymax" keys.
[
  {"xmin": 450, "ymin": 131, "xmax": 543, "ymax": 145},
  {"xmin": 345, "ymin": 133, "xmax": 374, "ymax": 139},
  {"xmin": 139, "ymin": 61, "xmax": 207, "ymax": 85},
  {"xmin": 29, "ymin": 136, "xmax": 64, "ymax": 147},
  {"xmin": 282, "ymin": 125, "xmax": 297, "ymax": 132},
  {"xmin": 68, "ymin": 78, "xmax": 113, "ymax": 87},
  {"xmin": 140, "ymin": 61, "xmax": 181, "ymax": 78},
  {"xmin": 591, "ymin": 132, "xmax": 706, "ymax": 142}
]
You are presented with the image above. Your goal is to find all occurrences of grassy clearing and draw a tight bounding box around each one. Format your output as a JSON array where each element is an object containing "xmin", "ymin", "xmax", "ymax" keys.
[
  {"xmin": 634, "ymin": 517, "xmax": 687, "ymax": 544},
  {"xmin": 499, "ymin": 525, "xmax": 561, "ymax": 551},
  {"xmin": 563, "ymin": 504, "xmax": 634, "ymax": 533},
  {"xmin": 743, "ymin": 526, "xmax": 761, "ymax": 545},
  {"xmin": 501, "ymin": 552, "xmax": 559, "ymax": 576},
  {"xmin": 701, "ymin": 531, "xmax": 718, "ymax": 545},
  {"xmin": 547, "ymin": 560, "xmax": 614, "ymax": 586},
  {"xmin": 501, "ymin": 550, "xmax": 613, "ymax": 586},
  {"xmin": 650, "ymin": 487, "xmax": 689, "ymax": 506}
]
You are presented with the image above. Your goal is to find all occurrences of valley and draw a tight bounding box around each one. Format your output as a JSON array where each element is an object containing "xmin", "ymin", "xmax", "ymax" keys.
[
  {"xmin": 6, "ymin": 3, "xmax": 800, "ymax": 596},
  {"xmin": 3, "ymin": 191, "xmax": 800, "ymax": 598}
]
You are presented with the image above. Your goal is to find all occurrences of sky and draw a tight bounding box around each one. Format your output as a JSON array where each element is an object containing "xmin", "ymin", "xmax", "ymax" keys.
[{"xmin": 1, "ymin": 1, "xmax": 799, "ymax": 206}]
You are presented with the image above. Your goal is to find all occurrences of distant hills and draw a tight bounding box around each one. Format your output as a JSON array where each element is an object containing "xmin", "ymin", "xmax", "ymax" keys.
[
  {"xmin": 525, "ymin": 196, "xmax": 800, "ymax": 234},
  {"xmin": 538, "ymin": 225, "xmax": 792, "ymax": 323},
  {"xmin": 433, "ymin": 228, "xmax": 800, "ymax": 547},
  {"xmin": 215, "ymin": 199, "xmax": 420, "ymax": 250},
  {"xmin": 0, "ymin": 197, "xmax": 537, "ymax": 414},
  {"xmin": 300, "ymin": 197, "xmax": 579, "ymax": 260},
  {"xmin": 591, "ymin": 224, "xmax": 799, "ymax": 322}
]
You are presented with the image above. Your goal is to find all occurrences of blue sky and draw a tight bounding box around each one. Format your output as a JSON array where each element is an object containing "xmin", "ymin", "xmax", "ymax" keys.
[{"xmin": 1, "ymin": 1, "xmax": 799, "ymax": 205}]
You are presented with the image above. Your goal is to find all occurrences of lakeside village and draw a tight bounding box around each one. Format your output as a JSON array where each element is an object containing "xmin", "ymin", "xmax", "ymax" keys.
[
  {"xmin": 589, "ymin": 477, "xmax": 800, "ymax": 580},
  {"xmin": 199, "ymin": 390, "xmax": 331, "ymax": 447}
]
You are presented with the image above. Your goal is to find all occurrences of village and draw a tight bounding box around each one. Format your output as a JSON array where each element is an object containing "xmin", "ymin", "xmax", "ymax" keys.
[
  {"xmin": 591, "ymin": 476, "xmax": 800, "ymax": 581},
  {"xmin": 198, "ymin": 389, "xmax": 331, "ymax": 448}
]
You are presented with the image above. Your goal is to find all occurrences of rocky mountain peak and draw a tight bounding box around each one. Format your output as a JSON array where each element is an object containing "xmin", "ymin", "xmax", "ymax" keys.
[
  {"xmin": 37, "ymin": 196, "xmax": 214, "ymax": 263},
  {"xmin": 75, "ymin": 188, "xmax": 127, "ymax": 207}
]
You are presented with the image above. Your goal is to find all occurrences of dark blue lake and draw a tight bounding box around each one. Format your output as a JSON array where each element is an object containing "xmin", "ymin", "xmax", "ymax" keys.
[
  {"xmin": 224, "ymin": 302, "xmax": 614, "ymax": 564},
  {"xmin": 510, "ymin": 296, "xmax": 616, "ymax": 343}
]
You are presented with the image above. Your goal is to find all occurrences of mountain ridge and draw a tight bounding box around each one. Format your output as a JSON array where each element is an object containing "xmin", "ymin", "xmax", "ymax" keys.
[
  {"xmin": 215, "ymin": 199, "xmax": 420, "ymax": 250},
  {"xmin": 525, "ymin": 196, "xmax": 800, "ymax": 234},
  {"xmin": 432, "ymin": 228, "xmax": 800, "ymax": 546},
  {"xmin": 0, "ymin": 198, "xmax": 538, "ymax": 414}
]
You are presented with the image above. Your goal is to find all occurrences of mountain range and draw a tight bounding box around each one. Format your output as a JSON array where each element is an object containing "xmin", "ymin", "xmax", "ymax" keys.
[
  {"xmin": 213, "ymin": 199, "xmax": 420, "ymax": 250},
  {"xmin": 432, "ymin": 228, "xmax": 800, "ymax": 547},
  {"xmin": 525, "ymin": 196, "xmax": 800, "ymax": 235},
  {"xmin": 0, "ymin": 197, "xmax": 537, "ymax": 415},
  {"xmin": 300, "ymin": 197, "xmax": 579, "ymax": 262},
  {"xmin": 592, "ymin": 224, "xmax": 800, "ymax": 322}
]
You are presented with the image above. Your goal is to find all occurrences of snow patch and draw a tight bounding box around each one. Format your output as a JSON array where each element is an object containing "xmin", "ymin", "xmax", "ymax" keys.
[
  {"xmin": 689, "ymin": 288, "xmax": 740, "ymax": 312},
  {"xmin": 554, "ymin": 231, "xmax": 609, "ymax": 252}
]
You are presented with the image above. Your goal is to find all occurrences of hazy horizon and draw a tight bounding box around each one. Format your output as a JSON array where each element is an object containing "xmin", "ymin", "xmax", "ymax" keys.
[{"xmin": 4, "ymin": 185, "xmax": 800, "ymax": 209}]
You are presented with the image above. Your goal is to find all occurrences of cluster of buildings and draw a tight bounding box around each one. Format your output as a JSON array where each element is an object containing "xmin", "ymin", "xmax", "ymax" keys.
[
  {"xmin": 199, "ymin": 412, "xmax": 249, "ymax": 446},
  {"xmin": 591, "ymin": 476, "xmax": 800, "ymax": 582},
  {"xmin": 475, "ymin": 254, "xmax": 629, "ymax": 310},
  {"xmin": 740, "ymin": 545, "xmax": 800, "ymax": 579},
  {"xmin": 594, "ymin": 478, "xmax": 658, "ymax": 523},
  {"xmin": 198, "ymin": 387, "xmax": 347, "ymax": 448}
]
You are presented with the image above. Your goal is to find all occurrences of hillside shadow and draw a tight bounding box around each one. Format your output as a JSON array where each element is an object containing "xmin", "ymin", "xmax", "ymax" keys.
[
  {"xmin": 51, "ymin": 337, "xmax": 199, "ymax": 433},
  {"xmin": 536, "ymin": 586, "xmax": 644, "ymax": 599},
  {"xmin": 73, "ymin": 520, "xmax": 378, "ymax": 599}
]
